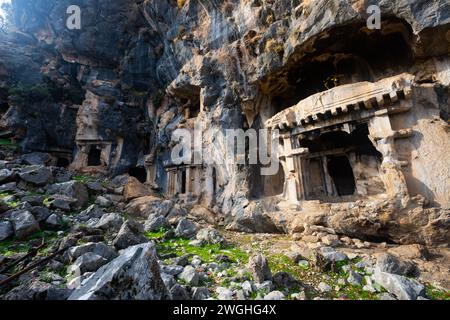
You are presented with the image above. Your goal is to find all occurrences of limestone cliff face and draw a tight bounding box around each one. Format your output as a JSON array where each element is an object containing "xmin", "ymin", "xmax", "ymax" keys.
[{"xmin": 0, "ymin": 0, "xmax": 449, "ymax": 245}]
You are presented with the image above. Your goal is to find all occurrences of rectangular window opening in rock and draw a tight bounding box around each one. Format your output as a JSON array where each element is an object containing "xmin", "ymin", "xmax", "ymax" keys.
[{"xmin": 87, "ymin": 146, "xmax": 102, "ymax": 166}]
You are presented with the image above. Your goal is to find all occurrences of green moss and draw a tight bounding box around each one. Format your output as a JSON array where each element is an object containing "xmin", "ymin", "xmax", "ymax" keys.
[
  {"xmin": 73, "ymin": 174, "xmax": 94, "ymax": 184},
  {"xmin": 426, "ymin": 285, "xmax": 450, "ymax": 300},
  {"xmin": 0, "ymin": 192, "xmax": 20, "ymax": 208}
]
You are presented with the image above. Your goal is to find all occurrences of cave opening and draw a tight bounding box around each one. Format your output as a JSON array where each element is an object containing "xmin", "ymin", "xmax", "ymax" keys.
[
  {"xmin": 129, "ymin": 167, "xmax": 147, "ymax": 183},
  {"xmin": 180, "ymin": 169, "xmax": 187, "ymax": 194},
  {"xmin": 271, "ymin": 19, "xmax": 414, "ymax": 112},
  {"xmin": 56, "ymin": 157, "xmax": 70, "ymax": 168},
  {"xmin": 212, "ymin": 167, "xmax": 217, "ymax": 195},
  {"xmin": 87, "ymin": 146, "xmax": 101, "ymax": 166},
  {"xmin": 300, "ymin": 123, "xmax": 382, "ymax": 200},
  {"xmin": 327, "ymin": 155, "xmax": 356, "ymax": 196}
]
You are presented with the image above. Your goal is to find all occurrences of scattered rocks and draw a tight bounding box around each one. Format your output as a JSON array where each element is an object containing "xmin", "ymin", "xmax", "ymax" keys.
[
  {"xmin": 264, "ymin": 290, "xmax": 285, "ymax": 300},
  {"xmin": 78, "ymin": 205, "xmax": 104, "ymax": 222},
  {"xmin": 216, "ymin": 287, "xmax": 233, "ymax": 300},
  {"xmin": 21, "ymin": 152, "xmax": 51, "ymax": 166},
  {"xmin": 196, "ymin": 228, "xmax": 227, "ymax": 245},
  {"xmin": 46, "ymin": 181, "xmax": 89, "ymax": 208},
  {"xmin": 68, "ymin": 243, "xmax": 170, "ymax": 300},
  {"xmin": 373, "ymin": 269, "xmax": 426, "ymax": 300},
  {"xmin": 161, "ymin": 264, "xmax": 184, "ymax": 276},
  {"xmin": 178, "ymin": 265, "xmax": 200, "ymax": 286},
  {"xmin": 19, "ymin": 166, "xmax": 53, "ymax": 186},
  {"xmin": 376, "ymin": 253, "xmax": 418, "ymax": 276},
  {"xmin": 170, "ymin": 284, "xmax": 191, "ymax": 300},
  {"xmin": 95, "ymin": 213, "xmax": 124, "ymax": 232},
  {"xmin": 113, "ymin": 220, "xmax": 149, "ymax": 250},
  {"xmin": 11, "ymin": 210, "xmax": 40, "ymax": 239},
  {"xmin": 174, "ymin": 218, "xmax": 198, "ymax": 239},
  {"xmin": 95, "ymin": 196, "xmax": 111, "ymax": 207},
  {"xmin": 69, "ymin": 242, "xmax": 118, "ymax": 262},
  {"xmin": 192, "ymin": 287, "xmax": 210, "ymax": 300},
  {"xmin": 0, "ymin": 220, "xmax": 13, "ymax": 241},
  {"xmin": 347, "ymin": 271, "xmax": 363, "ymax": 286},
  {"xmin": 0, "ymin": 168, "xmax": 15, "ymax": 183},
  {"xmin": 44, "ymin": 214, "xmax": 62, "ymax": 229},
  {"xmin": 248, "ymin": 254, "xmax": 272, "ymax": 284},
  {"xmin": 123, "ymin": 177, "xmax": 152, "ymax": 201},
  {"xmin": 144, "ymin": 214, "xmax": 169, "ymax": 232},
  {"xmin": 318, "ymin": 282, "xmax": 332, "ymax": 293},
  {"xmin": 272, "ymin": 272, "xmax": 301, "ymax": 290},
  {"xmin": 69, "ymin": 252, "xmax": 108, "ymax": 275}
]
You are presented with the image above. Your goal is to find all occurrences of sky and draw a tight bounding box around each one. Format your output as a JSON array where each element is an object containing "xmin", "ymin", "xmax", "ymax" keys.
[{"xmin": 0, "ymin": 0, "xmax": 11, "ymax": 18}]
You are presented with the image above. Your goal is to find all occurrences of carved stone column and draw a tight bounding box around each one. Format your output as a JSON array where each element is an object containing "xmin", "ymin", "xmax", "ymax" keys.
[{"xmin": 368, "ymin": 113, "xmax": 409, "ymax": 202}]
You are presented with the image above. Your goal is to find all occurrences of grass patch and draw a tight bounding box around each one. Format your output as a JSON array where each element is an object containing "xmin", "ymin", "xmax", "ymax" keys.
[
  {"xmin": 73, "ymin": 174, "xmax": 94, "ymax": 184},
  {"xmin": 146, "ymin": 230, "xmax": 249, "ymax": 264},
  {"xmin": 0, "ymin": 138, "xmax": 19, "ymax": 149},
  {"xmin": 426, "ymin": 285, "xmax": 450, "ymax": 300}
]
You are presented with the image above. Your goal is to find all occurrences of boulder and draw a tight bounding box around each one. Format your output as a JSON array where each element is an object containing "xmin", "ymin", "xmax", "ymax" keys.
[
  {"xmin": 191, "ymin": 287, "xmax": 210, "ymax": 300},
  {"xmin": 160, "ymin": 264, "xmax": 184, "ymax": 276},
  {"xmin": 318, "ymin": 282, "xmax": 332, "ymax": 293},
  {"xmin": 189, "ymin": 205, "xmax": 218, "ymax": 224},
  {"xmin": 50, "ymin": 195, "xmax": 77, "ymax": 211},
  {"xmin": 174, "ymin": 218, "xmax": 198, "ymax": 239},
  {"xmin": 272, "ymin": 271, "xmax": 301, "ymax": 290},
  {"xmin": 248, "ymin": 254, "xmax": 272, "ymax": 284},
  {"xmin": 95, "ymin": 196, "xmax": 111, "ymax": 207},
  {"xmin": 69, "ymin": 252, "xmax": 108, "ymax": 274},
  {"xmin": 46, "ymin": 181, "xmax": 89, "ymax": 208},
  {"xmin": 2, "ymin": 280, "xmax": 52, "ymax": 300},
  {"xmin": 264, "ymin": 290, "xmax": 285, "ymax": 300},
  {"xmin": 31, "ymin": 206, "xmax": 51, "ymax": 222},
  {"xmin": 113, "ymin": 220, "xmax": 149, "ymax": 250},
  {"xmin": 125, "ymin": 196, "xmax": 169, "ymax": 218},
  {"xmin": 45, "ymin": 214, "xmax": 62, "ymax": 229},
  {"xmin": 21, "ymin": 152, "xmax": 51, "ymax": 166},
  {"xmin": 170, "ymin": 284, "xmax": 191, "ymax": 300},
  {"xmin": 373, "ymin": 269, "xmax": 426, "ymax": 300},
  {"xmin": 11, "ymin": 210, "xmax": 40, "ymax": 239},
  {"xmin": 216, "ymin": 287, "xmax": 233, "ymax": 300},
  {"xmin": 77, "ymin": 205, "xmax": 104, "ymax": 222},
  {"xmin": 375, "ymin": 253, "xmax": 418, "ymax": 276},
  {"xmin": 196, "ymin": 228, "xmax": 227, "ymax": 245},
  {"xmin": 0, "ymin": 168, "xmax": 15, "ymax": 183},
  {"xmin": 68, "ymin": 243, "xmax": 170, "ymax": 300},
  {"xmin": 144, "ymin": 214, "xmax": 169, "ymax": 232},
  {"xmin": 0, "ymin": 182, "xmax": 17, "ymax": 193},
  {"xmin": 19, "ymin": 166, "xmax": 53, "ymax": 186},
  {"xmin": 123, "ymin": 177, "xmax": 152, "ymax": 201},
  {"xmin": 0, "ymin": 220, "xmax": 13, "ymax": 241},
  {"xmin": 22, "ymin": 195, "xmax": 45, "ymax": 206},
  {"xmin": 166, "ymin": 204, "xmax": 187, "ymax": 225},
  {"xmin": 178, "ymin": 265, "xmax": 200, "ymax": 286},
  {"xmin": 95, "ymin": 213, "xmax": 124, "ymax": 232},
  {"xmin": 86, "ymin": 181, "xmax": 106, "ymax": 195},
  {"xmin": 69, "ymin": 242, "xmax": 118, "ymax": 262},
  {"xmin": 347, "ymin": 271, "xmax": 363, "ymax": 286}
]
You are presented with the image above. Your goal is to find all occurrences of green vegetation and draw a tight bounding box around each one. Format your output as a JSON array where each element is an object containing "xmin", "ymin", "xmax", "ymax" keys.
[
  {"xmin": 0, "ymin": 192, "xmax": 20, "ymax": 208},
  {"xmin": 73, "ymin": 174, "xmax": 95, "ymax": 184},
  {"xmin": 426, "ymin": 284, "xmax": 450, "ymax": 300},
  {"xmin": 145, "ymin": 229, "xmax": 249, "ymax": 264},
  {"xmin": 0, "ymin": 138, "xmax": 19, "ymax": 150},
  {"xmin": 0, "ymin": 231, "xmax": 61, "ymax": 257}
]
